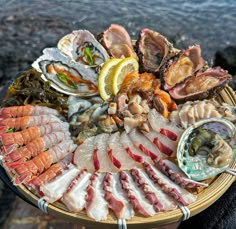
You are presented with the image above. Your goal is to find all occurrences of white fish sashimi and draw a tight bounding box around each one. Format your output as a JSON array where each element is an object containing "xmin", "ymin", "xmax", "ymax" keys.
[
  {"xmin": 108, "ymin": 132, "xmax": 139, "ymax": 170},
  {"xmin": 120, "ymin": 171, "xmax": 156, "ymax": 216},
  {"xmin": 94, "ymin": 133, "xmax": 118, "ymax": 172},
  {"xmin": 73, "ymin": 136, "xmax": 95, "ymax": 172},
  {"xmin": 129, "ymin": 128, "xmax": 163, "ymax": 160},
  {"xmin": 62, "ymin": 170, "xmax": 91, "ymax": 212},
  {"xmin": 103, "ymin": 173, "xmax": 134, "ymax": 219},
  {"xmin": 148, "ymin": 109, "xmax": 183, "ymax": 140},
  {"xmin": 85, "ymin": 173, "xmax": 108, "ymax": 221},
  {"xmin": 120, "ymin": 131, "xmax": 151, "ymax": 163},
  {"xmin": 144, "ymin": 163, "xmax": 196, "ymax": 206},
  {"xmin": 143, "ymin": 129, "xmax": 177, "ymax": 157},
  {"xmin": 40, "ymin": 164, "xmax": 79, "ymax": 203}
]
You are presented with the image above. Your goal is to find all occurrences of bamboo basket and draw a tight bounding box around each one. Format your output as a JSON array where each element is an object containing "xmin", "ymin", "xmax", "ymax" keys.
[{"xmin": 2, "ymin": 85, "xmax": 236, "ymax": 228}]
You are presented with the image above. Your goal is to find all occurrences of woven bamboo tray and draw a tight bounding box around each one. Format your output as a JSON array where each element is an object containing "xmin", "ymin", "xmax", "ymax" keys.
[{"xmin": 2, "ymin": 85, "xmax": 236, "ymax": 229}]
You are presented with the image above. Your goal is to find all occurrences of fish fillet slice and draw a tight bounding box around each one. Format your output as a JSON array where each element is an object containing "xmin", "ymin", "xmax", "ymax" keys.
[
  {"xmin": 40, "ymin": 164, "xmax": 79, "ymax": 203},
  {"xmin": 73, "ymin": 136, "xmax": 95, "ymax": 172},
  {"xmin": 85, "ymin": 173, "xmax": 108, "ymax": 221},
  {"xmin": 108, "ymin": 132, "xmax": 139, "ymax": 170},
  {"xmin": 144, "ymin": 162, "xmax": 196, "ymax": 205},
  {"xmin": 103, "ymin": 173, "xmax": 134, "ymax": 219},
  {"xmin": 120, "ymin": 171, "xmax": 156, "ymax": 216},
  {"xmin": 62, "ymin": 170, "xmax": 91, "ymax": 212}
]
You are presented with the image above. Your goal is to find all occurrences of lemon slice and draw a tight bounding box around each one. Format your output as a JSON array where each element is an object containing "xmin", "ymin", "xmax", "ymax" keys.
[
  {"xmin": 98, "ymin": 58, "xmax": 122, "ymax": 101},
  {"xmin": 112, "ymin": 57, "xmax": 139, "ymax": 95}
]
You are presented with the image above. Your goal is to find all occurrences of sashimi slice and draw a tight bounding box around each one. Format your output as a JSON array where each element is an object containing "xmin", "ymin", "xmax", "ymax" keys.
[
  {"xmin": 148, "ymin": 109, "xmax": 183, "ymax": 140},
  {"xmin": 154, "ymin": 159, "xmax": 208, "ymax": 188},
  {"xmin": 120, "ymin": 171, "xmax": 156, "ymax": 216},
  {"xmin": 62, "ymin": 170, "xmax": 91, "ymax": 212},
  {"xmin": 131, "ymin": 168, "xmax": 177, "ymax": 211},
  {"xmin": 73, "ymin": 136, "xmax": 95, "ymax": 172},
  {"xmin": 40, "ymin": 164, "xmax": 79, "ymax": 203},
  {"xmin": 144, "ymin": 162, "xmax": 196, "ymax": 206},
  {"xmin": 94, "ymin": 133, "xmax": 118, "ymax": 172},
  {"xmin": 129, "ymin": 128, "xmax": 163, "ymax": 160},
  {"xmin": 108, "ymin": 132, "xmax": 139, "ymax": 170},
  {"xmin": 103, "ymin": 172, "xmax": 135, "ymax": 219},
  {"xmin": 143, "ymin": 129, "xmax": 176, "ymax": 157},
  {"xmin": 85, "ymin": 173, "xmax": 108, "ymax": 221},
  {"xmin": 120, "ymin": 131, "xmax": 151, "ymax": 163}
]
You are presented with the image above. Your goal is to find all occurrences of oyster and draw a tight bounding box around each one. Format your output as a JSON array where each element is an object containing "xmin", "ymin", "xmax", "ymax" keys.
[
  {"xmin": 177, "ymin": 118, "xmax": 236, "ymax": 181},
  {"xmin": 163, "ymin": 45, "xmax": 205, "ymax": 90},
  {"xmin": 169, "ymin": 67, "xmax": 232, "ymax": 101},
  {"xmin": 135, "ymin": 28, "xmax": 178, "ymax": 73},
  {"xmin": 98, "ymin": 24, "xmax": 137, "ymax": 59},
  {"xmin": 39, "ymin": 60, "xmax": 98, "ymax": 97},
  {"xmin": 58, "ymin": 30, "xmax": 109, "ymax": 75}
]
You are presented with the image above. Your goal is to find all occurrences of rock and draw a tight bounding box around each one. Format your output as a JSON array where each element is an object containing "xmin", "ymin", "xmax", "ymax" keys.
[{"xmin": 214, "ymin": 46, "xmax": 236, "ymax": 90}]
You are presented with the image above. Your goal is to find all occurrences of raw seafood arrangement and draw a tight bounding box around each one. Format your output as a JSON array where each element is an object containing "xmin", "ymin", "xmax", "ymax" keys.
[{"xmin": 0, "ymin": 24, "xmax": 236, "ymax": 223}]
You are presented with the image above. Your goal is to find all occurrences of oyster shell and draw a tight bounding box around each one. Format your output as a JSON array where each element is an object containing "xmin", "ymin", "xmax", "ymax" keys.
[
  {"xmin": 98, "ymin": 24, "xmax": 137, "ymax": 59},
  {"xmin": 169, "ymin": 67, "xmax": 232, "ymax": 101},
  {"xmin": 58, "ymin": 30, "xmax": 109, "ymax": 79},
  {"xmin": 163, "ymin": 45, "xmax": 205, "ymax": 90},
  {"xmin": 135, "ymin": 28, "xmax": 178, "ymax": 73},
  {"xmin": 177, "ymin": 118, "xmax": 236, "ymax": 181},
  {"xmin": 39, "ymin": 60, "xmax": 98, "ymax": 97}
]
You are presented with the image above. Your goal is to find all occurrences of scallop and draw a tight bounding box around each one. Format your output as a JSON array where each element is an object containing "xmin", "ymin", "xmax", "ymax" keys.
[{"xmin": 177, "ymin": 118, "xmax": 236, "ymax": 181}]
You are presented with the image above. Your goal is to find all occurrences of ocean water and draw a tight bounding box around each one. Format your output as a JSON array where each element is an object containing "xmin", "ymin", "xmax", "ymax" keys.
[{"xmin": 0, "ymin": 0, "xmax": 235, "ymax": 61}]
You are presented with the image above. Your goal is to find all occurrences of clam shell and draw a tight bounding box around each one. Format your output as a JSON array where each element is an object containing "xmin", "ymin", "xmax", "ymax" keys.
[{"xmin": 177, "ymin": 118, "xmax": 236, "ymax": 181}]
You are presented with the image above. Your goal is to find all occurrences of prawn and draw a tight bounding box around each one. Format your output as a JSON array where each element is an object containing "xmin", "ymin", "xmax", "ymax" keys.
[
  {"xmin": 0, "ymin": 105, "xmax": 59, "ymax": 118},
  {"xmin": 7, "ymin": 140, "xmax": 77, "ymax": 184},
  {"xmin": 0, "ymin": 114, "xmax": 62, "ymax": 131},
  {"xmin": 4, "ymin": 131, "xmax": 71, "ymax": 162},
  {"xmin": 0, "ymin": 122, "xmax": 69, "ymax": 147}
]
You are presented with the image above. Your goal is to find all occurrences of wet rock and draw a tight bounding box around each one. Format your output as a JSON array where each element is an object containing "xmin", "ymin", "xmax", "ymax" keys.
[{"xmin": 214, "ymin": 46, "xmax": 236, "ymax": 90}]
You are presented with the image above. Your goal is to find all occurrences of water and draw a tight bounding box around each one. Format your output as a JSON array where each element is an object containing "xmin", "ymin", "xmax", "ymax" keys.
[{"xmin": 0, "ymin": 0, "xmax": 235, "ymax": 61}]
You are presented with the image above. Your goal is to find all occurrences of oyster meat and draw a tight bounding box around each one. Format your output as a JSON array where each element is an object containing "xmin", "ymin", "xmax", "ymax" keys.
[
  {"xmin": 135, "ymin": 28, "xmax": 178, "ymax": 73},
  {"xmin": 162, "ymin": 45, "xmax": 205, "ymax": 90},
  {"xmin": 58, "ymin": 30, "xmax": 110, "ymax": 84},
  {"xmin": 39, "ymin": 60, "xmax": 98, "ymax": 97},
  {"xmin": 177, "ymin": 118, "xmax": 236, "ymax": 181},
  {"xmin": 169, "ymin": 67, "xmax": 232, "ymax": 101},
  {"xmin": 98, "ymin": 24, "xmax": 137, "ymax": 59}
]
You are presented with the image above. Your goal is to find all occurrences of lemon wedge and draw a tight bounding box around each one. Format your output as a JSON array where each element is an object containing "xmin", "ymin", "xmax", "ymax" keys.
[
  {"xmin": 98, "ymin": 58, "xmax": 122, "ymax": 101},
  {"xmin": 112, "ymin": 57, "xmax": 139, "ymax": 95}
]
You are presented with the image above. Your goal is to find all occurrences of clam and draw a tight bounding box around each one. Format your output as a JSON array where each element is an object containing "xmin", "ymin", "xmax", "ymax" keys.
[
  {"xmin": 135, "ymin": 28, "xmax": 178, "ymax": 73},
  {"xmin": 169, "ymin": 67, "xmax": 232, "ymax": 101},
  {"xmin": 177, "ymin": 118, "xmax": 236, "ymax": 181},
  {"xmin": 39, "ymin": 60, "xmax": 98, "ymax": 97}
]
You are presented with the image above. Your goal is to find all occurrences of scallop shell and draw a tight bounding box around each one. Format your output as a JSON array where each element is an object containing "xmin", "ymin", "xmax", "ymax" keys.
[{"xmin": 177, "ymin": 118, "xmax": 236, "ymax": 181}]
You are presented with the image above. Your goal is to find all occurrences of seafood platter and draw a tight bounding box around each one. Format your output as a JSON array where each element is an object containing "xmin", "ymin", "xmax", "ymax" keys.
[{"xmin": 0, "ymin": 24, "xmax": 236, "ymax": 228}]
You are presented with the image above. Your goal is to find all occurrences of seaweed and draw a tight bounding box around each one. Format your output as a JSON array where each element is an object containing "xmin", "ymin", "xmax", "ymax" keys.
[{"xmin": 1, "ymin": 68, "xmax": 69, "ymax": 117}]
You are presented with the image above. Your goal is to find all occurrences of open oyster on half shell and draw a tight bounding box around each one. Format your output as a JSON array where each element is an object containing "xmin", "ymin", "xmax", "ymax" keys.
[{"xmin": 177, "ymin": 118, "xmax": 236, "ymax": 181}]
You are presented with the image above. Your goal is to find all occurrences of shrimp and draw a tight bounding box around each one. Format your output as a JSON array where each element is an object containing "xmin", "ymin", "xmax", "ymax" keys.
[
  {"xmin": 0, "ymin": 114, "xmax": 62, "ymax": 131},
  {"xmin": 27, "ymin": 154, "xmax": 73, "ymax": 188},
  {"xmin": 0, "ymin": 105, "xmax": 59, "ymax": 118},
  {"xmin": 7, "ymin": 140, "xmax": 77, "ymax": 184},
  {"xmin": 4, "ymin": 131, "xmax": 71, "ymax": 162},
  {"xmin": 0, "ymin": 122, "xmax": 69, "ymax": 147}
]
